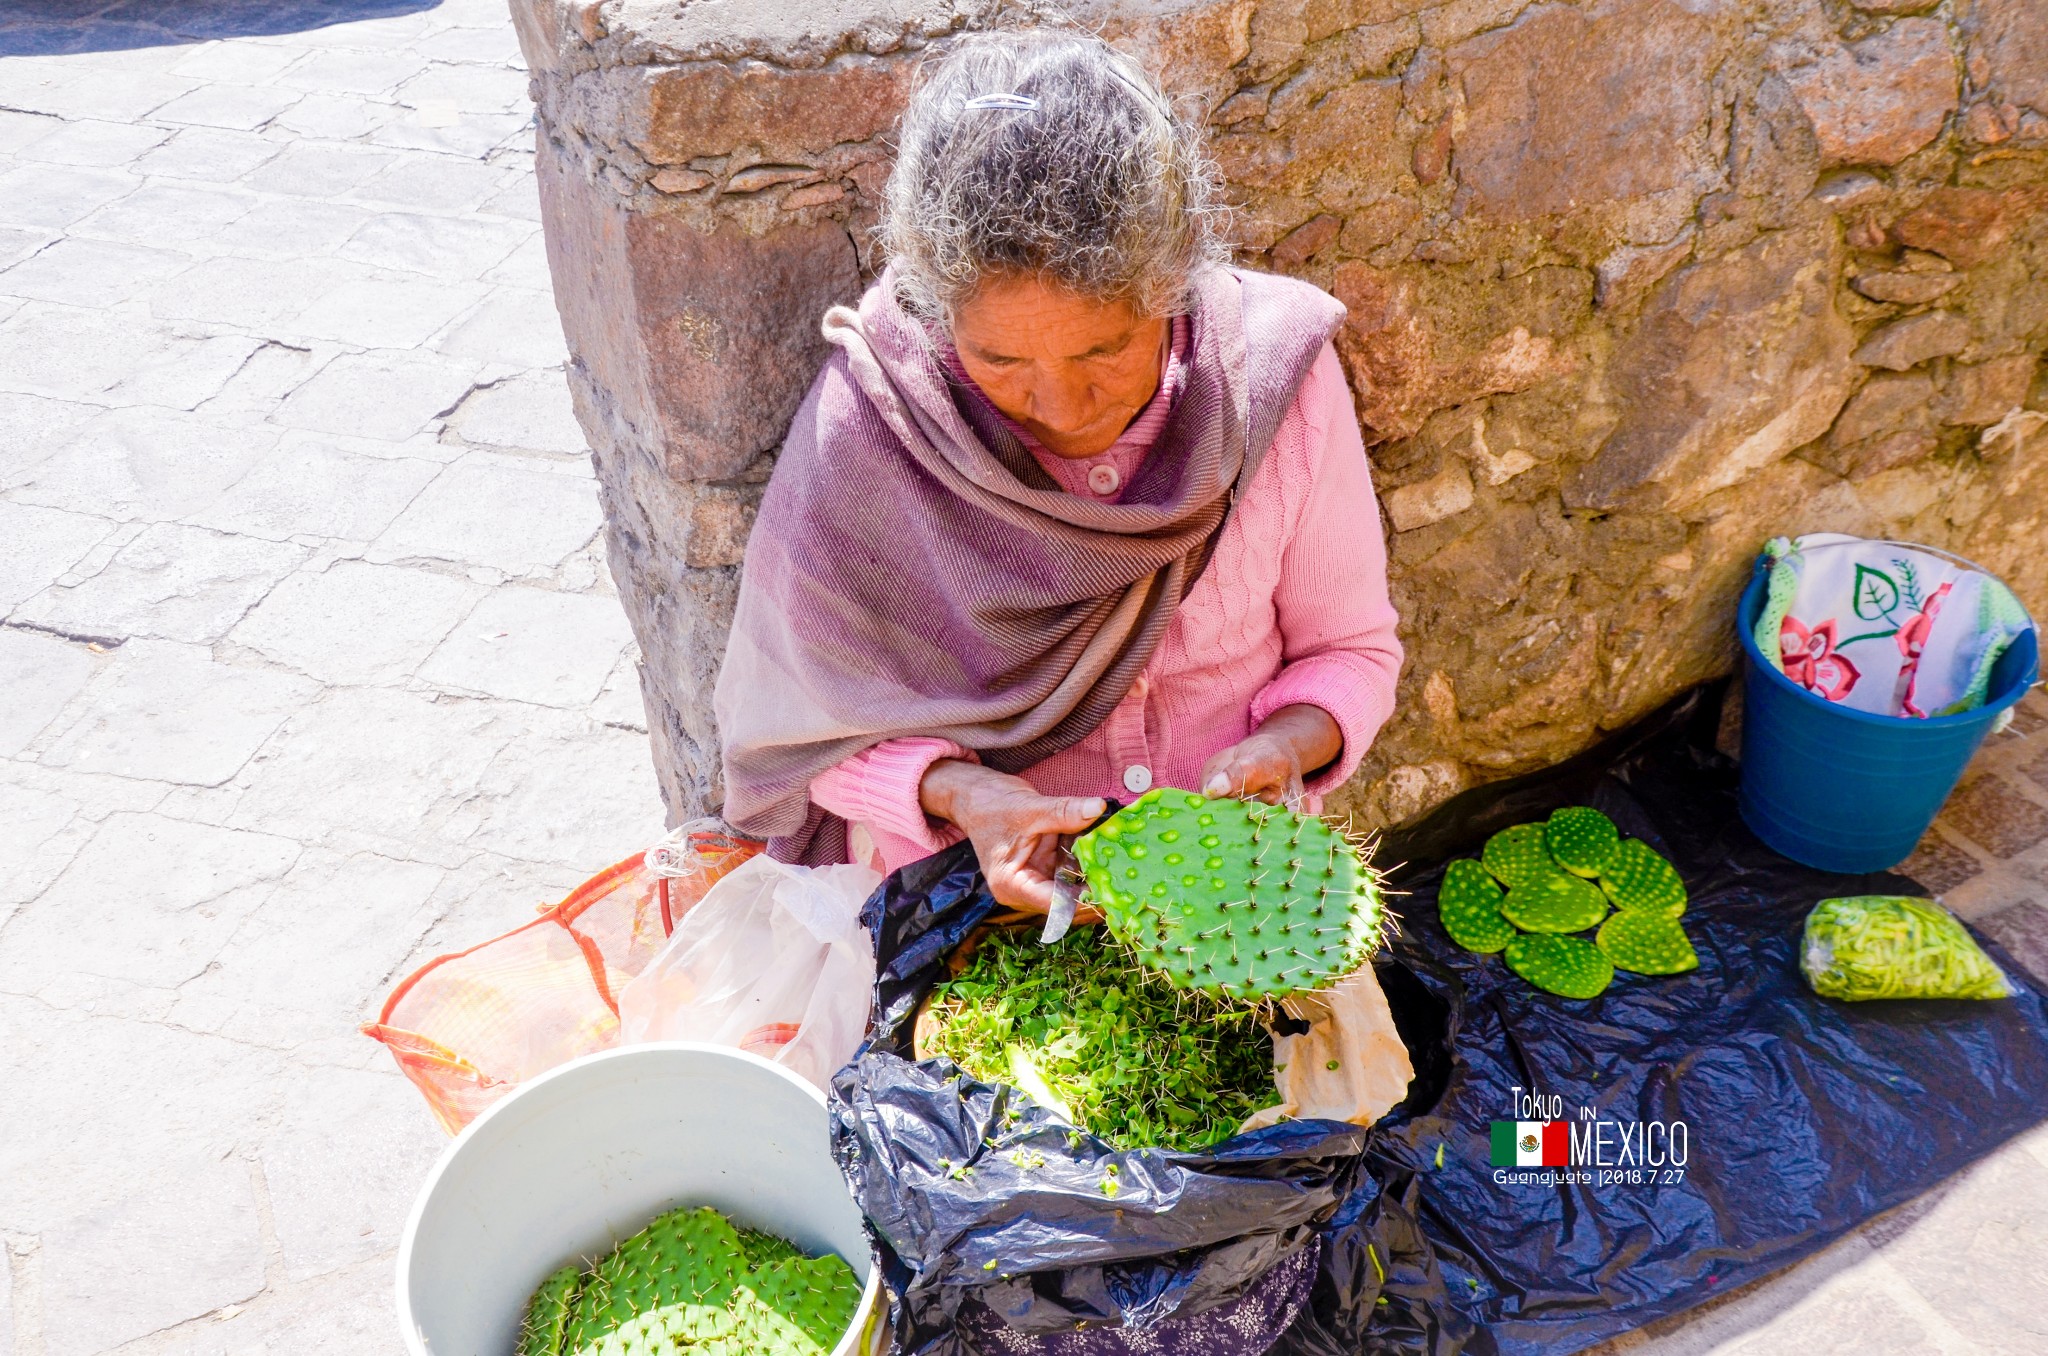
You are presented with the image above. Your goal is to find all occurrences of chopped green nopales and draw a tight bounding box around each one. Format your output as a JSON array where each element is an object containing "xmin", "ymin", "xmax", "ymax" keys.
[
  {"xmin": 1481, "ymin": 823, "xmax": 1555, "ymax": 889},
  {"xmin": 921, "ymin": 928, "xmax": 1274, "ymax": 1152},
  {"xmin": 1545, "ymin": 807, "xmax": 1620, "ymax": 877},
  {"xmin": 1438, "ymin": 858, "xmax": 1516, "ymax": 953},
  {"xmin": 525, "ymin": 1205, "xmax": 861, "ymax": 1356},
  {"xmin": 1802, "ymin": 895, "xmax": 2014, "ymax": 1001},
  {"xmin": 1598, "ymin": 838, "xmax": 1687, "ymax": 916},
  {"xmin": 1505, "ymin": 933, "xmax": 1615, "ymax": 999},
  {"xmin": 1596, "ymin": 909, "xmax": 1699, "ymax": 975},
  {"xmin": 1499, "ymin": 872, "xmax": 1609, "ymax": 934},
  {"xmin": 1073, "ymin": 789, "xmax": 1383, "ymax": 1000}
]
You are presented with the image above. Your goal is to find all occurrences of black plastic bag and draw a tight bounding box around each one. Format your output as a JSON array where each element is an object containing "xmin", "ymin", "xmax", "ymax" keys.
[
  {"xmin": 830, "ymin": 843, "xmax": 1456, "ymax": 1356},
  {"xmin": 1363, "ymin": 686, "xmax": 2048, "ymax": 1354}
]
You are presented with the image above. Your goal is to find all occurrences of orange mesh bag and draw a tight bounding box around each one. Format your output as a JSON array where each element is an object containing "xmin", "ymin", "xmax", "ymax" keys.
[{"xmin": 364, "ymin": 822, "xmax": 762, "ymax": 1134}]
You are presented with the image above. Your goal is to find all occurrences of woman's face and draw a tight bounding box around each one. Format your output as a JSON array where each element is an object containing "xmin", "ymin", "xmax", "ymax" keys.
[{"xmin": 951, "ymin": 274, "xmax": 1170, "ymax": 460}]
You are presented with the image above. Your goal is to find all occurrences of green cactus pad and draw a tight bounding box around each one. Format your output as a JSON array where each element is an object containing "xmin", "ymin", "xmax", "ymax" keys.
[
  {"xmin": 1480, "ymin": 823, "xmax": 1556, "ymax": 889},
  {"xmin": 729, "ymin": 1255, "xmax": 867, "ymax": 1355},
  {"xmin": 1545, "ymin": 807, "xmax": 1620, "ymax": 877},
  {"xmin": 1505, "ymin": 933, "xmax": 1615, "ymax": 999},
  {"xmin": 1598, "ymin": 838, "xmax": 1687, "ymax": 917},
  {"xmin": 1438, "ymin": 858, "xmax": 1516, "ymax": 953},
  {"xmin": 1498, "ymin": 872, "xmax": 1609, "ymax": 934},
  {"xmin": 520, "ymin": 1264, "xmax": 580, "ymax": 1356},
  {"xmin": 1073, "ymin": 789, "xmax": 1381, "ymax": 999},
  {"xmin": 1596, "ymin": 909, "xmax": 1699, "ymax": 975}
]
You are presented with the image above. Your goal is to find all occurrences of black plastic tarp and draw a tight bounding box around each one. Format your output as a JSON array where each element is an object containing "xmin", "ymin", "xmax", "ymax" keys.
[{"xmin": 829, "ymin": 687, "xmax": 2048, "ymax": 1354}]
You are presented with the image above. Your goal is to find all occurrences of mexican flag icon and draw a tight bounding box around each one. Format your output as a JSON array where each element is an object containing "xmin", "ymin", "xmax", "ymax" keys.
[{"xmin": 1491, "ymin": 1120, "xmax": 1571, "ymax": 1167}]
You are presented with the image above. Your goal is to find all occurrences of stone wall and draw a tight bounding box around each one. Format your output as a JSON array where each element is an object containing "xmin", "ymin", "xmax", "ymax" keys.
[{"xmin": 512, "ymin": 0, "xmax": 2048, "ymax": 828}]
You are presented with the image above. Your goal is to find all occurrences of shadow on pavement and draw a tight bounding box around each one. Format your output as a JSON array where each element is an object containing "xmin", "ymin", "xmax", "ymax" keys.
[{"xmin": 0, "ymin": 0, "xmax": 441, "ymax": 55}]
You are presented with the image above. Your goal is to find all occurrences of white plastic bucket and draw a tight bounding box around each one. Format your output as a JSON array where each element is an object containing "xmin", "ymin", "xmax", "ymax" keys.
[{"xmin": 397, "ymin": 1042, "xmax": 882, "ymax": 1356}]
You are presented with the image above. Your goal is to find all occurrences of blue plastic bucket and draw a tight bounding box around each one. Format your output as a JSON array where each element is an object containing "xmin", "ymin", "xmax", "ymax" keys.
[{"xmin": 1735, "ymin": 560, "xmax": 2039, "ymax": 873}]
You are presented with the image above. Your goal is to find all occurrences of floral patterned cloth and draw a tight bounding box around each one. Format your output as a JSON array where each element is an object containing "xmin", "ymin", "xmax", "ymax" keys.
[{"xmin": 1754, "ymin": 534, "xmax": 2031, "ymax": 718}]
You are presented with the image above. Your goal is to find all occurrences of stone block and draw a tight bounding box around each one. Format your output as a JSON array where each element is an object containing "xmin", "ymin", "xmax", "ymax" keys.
[
  {"xmin": 340, "ymin": 209, "xmax": 535, "ymax": 279},
  {"xmin": 284, "ymin": 270, "xmax": 491, "ymax": 349},
  {"xmin": 0, "ymin": 500, "xmax": 116, "ymax": 610},
  {"xmin": 1385, "ymin": 460, "xmax": 1476, "ymax": 531},
  {"xmin": 148, "ymin": 254, "xmax": 355, "ymax": 330},
  {"xmin": 1899, "ymin": 829, "xmax": 1983, "ymax": 897},
  {"xmin": 191, "ymin": 441, "xmax": 444, "ymax": 544},
  {"xmin": 151, "ymin": 81, "xmax": 305, "ymax": 131},
  {"xmin": 1869, "ymin": 1141, "xmax": 2048, "ymax": 1353},
  {"xmin": 271, "ymin": 47, "xmax": 428, "ymax": 96},
  {"xmin": 11, "ymin": 406, "xmax": 278, "ymax": 522},
  {"xmin": 536, "ymin": 140, "xmax": 861, "ymax": 480},
  {"xmin": 445, "ymin": 367, "xmax": 588, "ymax": 454},
  {"xmin": 1978, "ymin": 898, "xmax": 2048, "ymax": 988},
  {"xmin": 38, "ymin": 640, "xmax": 317, "ymax": 786},
  {"xmin": 14, "ymin": 117, "xmax": 169, "ymax": 167},
  {"xmin": 370, "ymin": 453, "xmax": 602, "ymax": 573},
  {"xmin": 0, "ymin": 237, "xmax": 194, "ymax": 307},
  {"xmin": 273, "ymin": 349, "xmax": 481, "ymax": 441},
  {"xmin": 1934, "ymin": 354, "xmax": 2037, "ymax": 427},
  {"xmin": 210, "ymin": 195, "xmax": 381, "ymax": 259},
  {"xmin": 1446, "ymin": 0, "xmax": 1721, "ymax": 220},
  {"xmin": 0, "ymin": 163, "xmax": 137, "ymax": 229},
  {"xmin": 418, "ymin": 584, "xmax": 632, "ymax": 707},
  {"xmin": 0, "ymin": 629, "xmax": 94, "ymax": 759},
  {"xmin": 394, "ymin": 60, "xmax": 531, "ymax": 115},
  {"xmin": 1784, "ymin": 19, "xmax": 1957, "ymax": 169},
  {"xmin": 14, "ymin": 522, "xmax": 307, "ymax": 645},
  {"xmin": 1849, "ymin": 269, "xmax": 1960, "ymax": 305},
  {"xmin": 39, "ymin": 1154, "xmax": 265, "ymax": 1356},
  {"xmin": 270, "ymin": 90, "xmax": 401, "ymax": 141},
  {"xmin": 462, "ymin": 716, "xmax": 666, "ymax": 867},
  {"xmin": 632, "ymin": 54, "xmax": 915, "ymax": 164},
  {"xmin": 242, "ymin": 141, "xmax": 403, "ymax": 198},
  {"xmin": 131, "ymin": 125, "xmax": 282, "ymax": 183},
  {"xmin": 1888, "ymin": 187, "xmax": 2044, "ymax": 269},
  {"xmin": 1958, "ymin": 0, "xmax": 2048, "ymax": 121},
  {"xmin": 354, "ymin": 154, "xmax": 517, "ymax": 214},
  {"xmin": 1569, "ymin": 224, "xmax": 1856, "ymax": 509},
  {"xmin": 431, "ymin": 285, "xmax": 570, "ymax": 369},
  {"xmin": 1939, "ymin": 775, "xmax": 2048, "ymax": 858},
  {"xmin": 74, "ymin": 180, "xmax": 256, "ymax": 247},
  {"xmin": 1853, "ymin": 310, "xmax": 1973, "ymax": 371},
  {"xmin": 229, "ymin": 560, "xmax": 486, "ymax": 685}
]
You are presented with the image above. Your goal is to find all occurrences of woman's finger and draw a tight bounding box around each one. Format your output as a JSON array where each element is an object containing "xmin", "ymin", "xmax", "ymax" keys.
[{"xmin": 1031, "ymin": 795, "xmax": 1108, "ymax": 834}]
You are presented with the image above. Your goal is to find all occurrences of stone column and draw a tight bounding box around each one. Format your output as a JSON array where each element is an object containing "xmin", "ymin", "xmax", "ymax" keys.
[{"xmin": 517, "ymin": 0, "xmax": 2048, "ymax": 829}]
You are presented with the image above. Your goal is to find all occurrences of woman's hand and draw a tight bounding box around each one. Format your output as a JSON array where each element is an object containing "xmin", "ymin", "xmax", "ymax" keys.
[
  {"xmin": 1198, "ymin": 704, "xmax": 1344, "ymax": 806},
  {"xmin": 920, "ymin": 759, "xmax": 1107, "ymax": 915}
]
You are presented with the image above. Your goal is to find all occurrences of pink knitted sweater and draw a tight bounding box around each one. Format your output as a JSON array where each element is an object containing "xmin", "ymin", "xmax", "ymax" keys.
[{"xmin": 809, "ymin": 332, "xmax": 1402, "ymax": 875}]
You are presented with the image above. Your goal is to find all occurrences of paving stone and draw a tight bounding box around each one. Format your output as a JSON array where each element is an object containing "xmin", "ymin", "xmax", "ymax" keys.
[
  {"xmin": 269, "ymin": 90, "xmax": 399, "ymax": 142},
  {"xmin": 0, "ymin": 67, "xmax": 194, "ymax": 122},
  {"xmin": 14, "ymin": 522, "xmax": 306, "ymax": 645},
  {"xmin": 39, "ymin": 1153, "xmax": 266, "ymax": 1356},
  {"xmin": 133, "ymin": 125, "xmax": 283, "ymax": 182},
  {"xmin": 230, "ymin": 559, "xmax": 484, "ymax": 685},
  {"xmin": 191, "ymin": 440, "xmax": 442, "ymax": 543},
  {"xmin": 174, "ymin": 847, "xmax": 443, "ymax": 1048},
  {"xmin": 369, "ymin": 106, "xmax": 534, "ymax": 160},
  {"xmin": 113, "ymin": 1256, "xmax": 406, "ymax": 1356},
  {"xmin": 1873, "ymin": 1146, "xmax": 2048, "ymax": 1354},
  {"xmin": 151, "ymin": 81, "xmax": 304, "ymax": 132},
  {"xmin": 164, "ymin": 38, "xmax": 306, "ymax": 85},
  {"xmin": 273, "ymin": 47, "xmax": 428, "ymax": 96},
  {"xmin": 476, "ymin": 169, "xmax": 543, "ymax": 222},
  {"xmin": 592, "ymin": 651, "xmax": 648, "ymax": 730},
  {"xmin": 444, "ymin": 367, "xmax": 584, "ymax": 453},
  {"xmin": 0, "ymin": 236, "xmax": 195, "ymax": 306},
  {"xmin": 241, "ymin": 140, "xmax": 402, "ymax": 198},
  {"xmin": 11, "ymin": 406, "xmax": 278, "ymax": 519},
  {"xmin": 0, "ymin": 163, "xmax": 137, "ymax": 229},
  {"xmin": 1898, "ymin": 830, "xmax": 1984, "ymax": 897},
  {"xmin": 1977, "ymin": 899, "xmax": 2048, "ymax": 989},
  {"xmin": 392, "ymin": 62, "xmax": 529, "ymax": 115},
  {"xmin": 224, "ymin": 685, "xmax": 514, "ymax": 848},
  {"xmin": 0, "ymin": 1228, "xmax": 11, "ymax": 1356},
  {"xmin": 199, "ymin": 341, "xmax": 339, "ymax": 420},
  {"xmin": 1940, "ymin": 776, "xmax": 2048, "ymax": 859},
  {"xmin": 2024, "ymin": 741, "xmax": 2048, "ymax": 796},
  {"xmin": 0, "ymin": 808, "xmax": 299, "ymax": 1000},
  {"xmin": 72, "ymin": 179, "xmax": 255, "ymax": 246},
  {"xmin": 413, "ymin": 21, "xmax": 527, "ymax": 66},
  {"xmin": 430, "ymin": 285, "xmax": 567, "ymax": 368},
  {"xmin": 338, "ymin": 209, "xmax": 532, "ymax": 279},
  {"xmin": 259, "ymin": 1065, "xmax": 444, "ymax": 1278},
  {"xmin": 371, "ymin": 454, "xmax": 601, "ymax": 574},
  {"xmin": 0, "ymin": 107, "xmax": 62, "ymax": 153},
  {"xmin": 462, "ymin": 716, "xmax": 665, "ymax": 866},
  {"xmin": 37, "ymin": 639, "xmax": 318, "ymax": 786},
  {"xmin": 208, "ymin": 193, "xmax": 381, "ymax": 259},
  {"xmin": 480, "ymin": 228, "xmax": 550, "ymax": 289},
  {"xmin": 272, "ymin": 348, "xmax": 479, "ymax": 440},
  {"xmin": 0, "ymin": 628, "xmax": 95, "ymax": 758},
  {"xmin": 147, "ymin": 253, "xmax": 353, "ymax": 329},
  {"xmin": 0, "ymin": 778, "xmax": 88, "ymax": 917},
  {"xmin": 110, "ymin": 330, "xmax": 269, "ymax": 412},
  {"xmin": 284, "ymin": 269, "xmax": 488, "ymax": 348},
  {"xmin": 1715, "ymin": 1250, "xmax": 1971, "ymax": 1356},
  {"xmin": 419, "ymin": 585, "xmax": 629, "ymax": 707},
  {"xmin": 352, "ymin": 153, "xmax": 512, "ymax": 213},
  {"xmin": 0, "ymin": 500, "xmax": 117, "ymax": 609},
  {"xmin": 12, "ymin": 117, "xmax": 169, "ymax": 167},
  {"xmin": 0, "ymin": 225, "xmax": 54, "ymax": 269}
]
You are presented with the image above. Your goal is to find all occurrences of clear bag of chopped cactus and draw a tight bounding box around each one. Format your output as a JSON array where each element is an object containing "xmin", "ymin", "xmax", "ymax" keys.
[{"xmin": 1801, "ymin": 895, "xmax": 2015, "ymax": 1001}]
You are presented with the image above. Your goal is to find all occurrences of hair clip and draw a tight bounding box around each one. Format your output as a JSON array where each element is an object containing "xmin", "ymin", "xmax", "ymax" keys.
[{"xmin": 962, "ymin": 93, "xmax": 1039, "ymax": 112}]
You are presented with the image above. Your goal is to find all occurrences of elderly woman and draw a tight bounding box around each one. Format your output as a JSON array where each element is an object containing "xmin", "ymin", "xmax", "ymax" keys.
[{"xmin": 715, "ymin": 31, "xmax": 1402, "ymax": 914}]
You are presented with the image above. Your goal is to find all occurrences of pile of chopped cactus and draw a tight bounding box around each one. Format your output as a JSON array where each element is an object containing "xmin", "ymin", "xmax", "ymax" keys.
[
  {"xmin": 1436, "ymin": 807, "xmax": 1698, "ymax": 999},
  {"xmin": 519, "ymin": 1206, "xmax": 861, "ymax": 1356},
  {"xmin": 1073, "ymin": 789, "xmax": 1385, "ymax": 999},
  {"xmin": 920, "ymin": 928, "xmax": 1276, "ymax": 1152}
]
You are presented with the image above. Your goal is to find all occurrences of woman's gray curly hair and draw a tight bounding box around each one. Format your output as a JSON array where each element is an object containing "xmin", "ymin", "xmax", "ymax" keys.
[{"xmin": 880, "ymin": 30, "xmax": 1229, "ymax": 324}]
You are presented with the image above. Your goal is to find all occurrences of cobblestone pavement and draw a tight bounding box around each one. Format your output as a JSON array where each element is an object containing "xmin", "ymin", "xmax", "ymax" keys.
[
  {"xmin": 3, "ymin": 5, "xmax": 2046, "ymax": 1356},
  {"xmin": 0, "ymin": 2, "xmax": 661, "ymax": 1352}
]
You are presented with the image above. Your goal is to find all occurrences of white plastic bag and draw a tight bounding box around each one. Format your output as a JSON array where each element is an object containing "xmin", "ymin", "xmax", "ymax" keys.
[{"xmin": 618, "ymin": 854, "xmax": 880, "ymax": 1090}]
